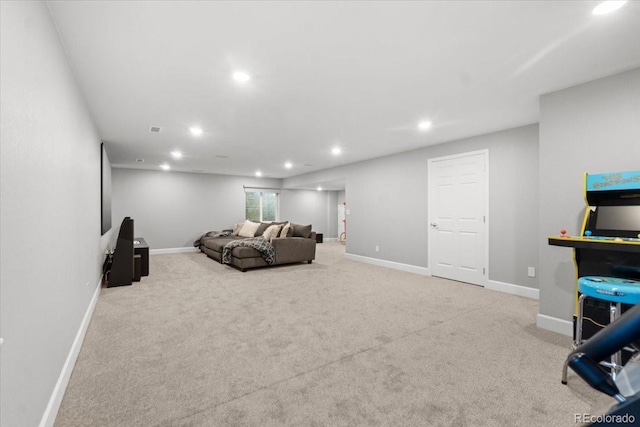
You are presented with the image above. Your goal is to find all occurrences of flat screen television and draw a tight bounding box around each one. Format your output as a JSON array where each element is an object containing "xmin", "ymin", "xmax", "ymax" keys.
[{"xmin": 101, "ymin": 143, "xmax": 112, "ymax": 235}]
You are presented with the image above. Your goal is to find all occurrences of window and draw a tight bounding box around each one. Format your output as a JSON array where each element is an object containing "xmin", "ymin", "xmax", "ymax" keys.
[
  {"xmin": 245, "ymin": 191, "xmax": 261, "ymax": 222},
  {"xmin": 245, "ymin": 189, "xmax": 278, "ymax": 222}
]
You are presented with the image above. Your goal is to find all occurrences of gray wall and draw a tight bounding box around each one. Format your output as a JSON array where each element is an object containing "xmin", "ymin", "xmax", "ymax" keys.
[
  {"xmin": 538, "ymin": 68, "xmax": 640, "ymax": 322},
  {"xmin": 326, "ymin": 191, "xmax": 339, "ymax": 239},
  {"xmin": 112, "ymin": 169, "xmax": 335, "ymax": 249},
  {"xmin": 284, "ymin": 124, "xmax": 540, "ymax": 288},
  {"xmin": 112, "ymin": 168, "xmax": 281, "ymax": 249},
  {"xmin": 337, "ymin": 190, "xmax": 346, "ymax": 206},
  {"xmin": 0, "ymin": 2, "xmax": 110, "ymax": 426},
  {"xmin": 280, "ymin": 189, "xmax": 337, "ymax": 237}
]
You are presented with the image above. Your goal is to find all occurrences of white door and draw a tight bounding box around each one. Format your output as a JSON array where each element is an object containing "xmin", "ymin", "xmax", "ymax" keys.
[{"xmin": 428, "ymin": 150, "xmax": 488, "ymax": 286}]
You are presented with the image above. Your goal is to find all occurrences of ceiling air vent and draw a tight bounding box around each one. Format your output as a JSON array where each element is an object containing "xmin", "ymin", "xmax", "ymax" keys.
[{"xmin": 149, "ymin": 126, "xmax": 161, "ymax": 133}]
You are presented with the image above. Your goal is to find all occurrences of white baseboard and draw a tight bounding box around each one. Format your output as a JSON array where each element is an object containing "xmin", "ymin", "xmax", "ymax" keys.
[
  {"xmin": 345, "ymin": 253, "xmax": 431, "ymax": 276},
  {"xmin": 345, "ymin": 255, "xmax": 544, "ymax": 303},
  {"xmin": 39, "ymin": 277, "xmax": 102, "ymax": 427},
  {"xmin": 536, "ymin": 313, "xmax": 573, "ymax": 337},
  {"xmin": 150, "ymin": 247, "xmax": 200, "ymax": 255},
  {"xmin": 486, "ymin": 280, "xmax": 539, "ymax": 300},
  {"xmin": 323, "ymin": 238, "xmax": 338, "ymax": 242}
]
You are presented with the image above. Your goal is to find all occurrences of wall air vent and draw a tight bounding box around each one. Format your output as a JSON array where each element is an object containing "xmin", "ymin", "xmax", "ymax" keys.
[{"xmin": 149, "ymin": 126, "xmax": 161, "ymax": 133}]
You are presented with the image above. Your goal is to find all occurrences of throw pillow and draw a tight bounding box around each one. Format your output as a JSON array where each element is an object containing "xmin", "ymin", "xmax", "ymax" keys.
[
  {"xmin": 238, "ymin": 220, "xmax": 260, "ymax": 237},
  {"xmin": 232, "ymin": 222, "xmax": 244, "ymax": 235},
  {"xmin": 279, "ymin": 222, "xmax": 291, "ymax": 238},
  {"xmin": 291, "ymin": 223, "xmax": 312, "ymax": 238},
  {"xmin": 263, "ymin": 224, "xmax": 282, "ymax": 241},
  {"xmin": 255, "ymin": 222, "xmax": 271, "ymax": 236}
]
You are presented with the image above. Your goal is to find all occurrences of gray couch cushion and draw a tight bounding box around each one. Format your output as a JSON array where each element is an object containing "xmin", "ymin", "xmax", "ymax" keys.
[
  {"xmin": 255, "ymin": 222, "xmax": 270, "ymax": 236},
  {"xmin": 291, "ymin": 223, "xmax": 312, "ymax": 238},
  {"xmin": 202, "ymin": 236, "xmax": 238, "ymax": 252},
  {"xmin": 231, "ymin": 246, "xmax": 263, "ymax": 258}
]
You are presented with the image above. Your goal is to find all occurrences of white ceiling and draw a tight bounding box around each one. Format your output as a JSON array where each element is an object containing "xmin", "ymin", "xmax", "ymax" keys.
[{"xmin": 47, "ymin": 1, "xmax": 640, "ymax": 182}]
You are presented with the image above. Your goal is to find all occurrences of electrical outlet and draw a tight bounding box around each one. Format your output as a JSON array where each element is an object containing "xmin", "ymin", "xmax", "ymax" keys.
[
  {"xmin": 375, "ymin": 245, "xmax": 379, "ymax": 252},
  {"xmin": 528, "ymin": 267, "xmax": 535, "ymax": 278}
]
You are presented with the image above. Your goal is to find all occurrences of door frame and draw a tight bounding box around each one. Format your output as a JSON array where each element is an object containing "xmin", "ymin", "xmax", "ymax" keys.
[{"xmin": 427, "ymin": 149, "xmax": 489, "ymax": 287}]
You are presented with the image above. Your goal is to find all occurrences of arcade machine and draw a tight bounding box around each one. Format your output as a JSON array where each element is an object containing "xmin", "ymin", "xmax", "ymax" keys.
[{"xmin": 548, "ymin": 170, "xmax": 640, "ymax": 358}]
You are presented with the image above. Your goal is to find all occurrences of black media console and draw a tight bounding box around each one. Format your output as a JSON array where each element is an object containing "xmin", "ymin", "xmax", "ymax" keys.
[{"xmin": 108, "ymin": 217, "xmax": 149, "ymax": 287}]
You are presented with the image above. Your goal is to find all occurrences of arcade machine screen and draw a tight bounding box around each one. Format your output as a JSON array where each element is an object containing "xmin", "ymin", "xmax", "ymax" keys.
[{"xmin": 593, "ymin": 205, "xmax": 640, "ymax": 238}]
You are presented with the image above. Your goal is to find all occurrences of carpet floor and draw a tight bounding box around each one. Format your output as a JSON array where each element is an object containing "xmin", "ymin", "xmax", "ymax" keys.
[{"xmin": 55, "ymin": 243, "xmax": 607, "ymax": 426}]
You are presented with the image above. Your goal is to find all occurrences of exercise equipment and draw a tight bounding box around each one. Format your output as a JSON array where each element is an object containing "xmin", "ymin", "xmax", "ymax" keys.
[{"xmin": 563, "ymin": 303, "xmax": 640, "ymax": 426}]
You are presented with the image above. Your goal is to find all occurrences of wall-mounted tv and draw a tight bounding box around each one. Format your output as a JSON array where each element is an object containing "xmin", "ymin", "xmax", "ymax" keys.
[{"xmin": 101, "ymin": 143, "xmax": 112, "ymax": 235}]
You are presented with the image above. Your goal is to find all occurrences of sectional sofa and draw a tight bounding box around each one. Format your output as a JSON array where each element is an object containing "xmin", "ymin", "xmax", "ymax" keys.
[{"xmin": 199, "ymin": 221, "xmax": 317, "ymax": 271}]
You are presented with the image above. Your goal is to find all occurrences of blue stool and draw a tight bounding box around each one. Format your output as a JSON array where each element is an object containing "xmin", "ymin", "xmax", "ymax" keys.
[{"xmin": 562, "ymin": 276, "xmax": 640, "ymax": 384}]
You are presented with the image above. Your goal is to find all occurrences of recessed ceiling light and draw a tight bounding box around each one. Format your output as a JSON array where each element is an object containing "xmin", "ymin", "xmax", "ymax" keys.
[
  {"xmin": 170, "ymin": 150, "xmax": 183, "ymax": 159},
  {"xmin": 331, "ymin": 147, "xmax": 341, "ymax": 156},
  {"xmin": 418, "ymin": 121, "xmax": 432, "ymax": 131},
  {"xmin": 317, "ymin": 186, "xmax": 323, "ymax": 191},
  {"xmin": 255, "ymin": 170, "xmax": 262, "ymax": 177},
  {"xmin": 160, "ymin": 163, "xmax": 170, "ymax": 171},
  {"xmin": 189, "ymin": 127, "xmax": 203, "ymax": 136},
  {"xmin": 232, "ymin": 71, "xmax": 251, "ymax": 83},
  {"xmin": 592, "ymin": 1, "xmax": 627, "ymax": 15},
  {"xmin": 284, "ymin": 162, "xmax": 293, "ymax": 169}
]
